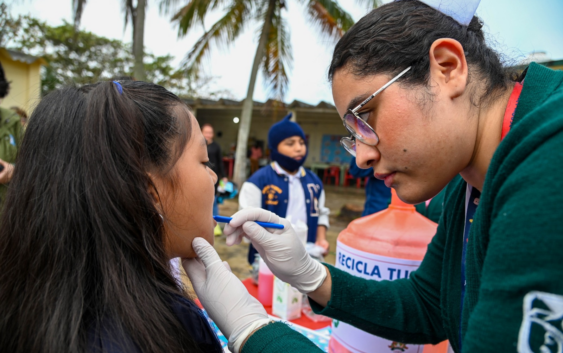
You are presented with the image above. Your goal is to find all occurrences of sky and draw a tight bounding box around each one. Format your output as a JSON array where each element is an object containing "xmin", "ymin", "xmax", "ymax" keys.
[{"xmin": 7, "ymin": 0, "xmax": 563, "ymax": 105}]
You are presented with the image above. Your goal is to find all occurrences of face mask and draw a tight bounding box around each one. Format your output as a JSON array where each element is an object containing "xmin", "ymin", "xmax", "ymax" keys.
[{"xmin": 270, "ymin": 146, "xmax": 308, "ymax": 173}]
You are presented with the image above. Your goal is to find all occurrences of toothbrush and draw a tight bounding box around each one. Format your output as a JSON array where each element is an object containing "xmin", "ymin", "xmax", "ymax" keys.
[{"xmin": 213, "ymin": 215, "xmax": 284, "ymax": 230}]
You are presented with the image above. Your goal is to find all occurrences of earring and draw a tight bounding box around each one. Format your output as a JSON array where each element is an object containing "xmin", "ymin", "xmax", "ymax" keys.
[{"xmin": 159, "ymin": 214, "xmax": 164, "ymax": 220}]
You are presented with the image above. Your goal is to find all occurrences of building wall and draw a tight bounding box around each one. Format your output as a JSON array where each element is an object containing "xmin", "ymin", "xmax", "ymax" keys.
[
  {"xmin": 0, "ymin": 54, "xmax": 42, "ymax": 115},
  {"xmin": 298, "ymin": 112, "xmax": 346, "ymax": 166},
  {"xmin": 194, "ymin": 107, "xmax": 347, "ymax": 167},
  {"xmin": 194, "ymin": 107, "xmax": 289, "ymax": 157}
]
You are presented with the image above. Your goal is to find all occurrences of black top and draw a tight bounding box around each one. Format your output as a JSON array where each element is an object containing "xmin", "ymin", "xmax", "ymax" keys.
[
  {"xmin": 207, "ymin": 141, "xmax": 225, "ymax": 180},
  {"xmin": 88, "ymin": 295, "xmax": 223, "ymax": 353}
]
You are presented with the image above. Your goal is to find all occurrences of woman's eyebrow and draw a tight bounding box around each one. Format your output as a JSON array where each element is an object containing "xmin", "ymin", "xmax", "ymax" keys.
[
  {"xmin": 200, "ymin": 136, "xmax": 207, "ymax": 147},
  {"xmin": 347, "ymin": 94, "xmax": 371, "ymax": 112}
]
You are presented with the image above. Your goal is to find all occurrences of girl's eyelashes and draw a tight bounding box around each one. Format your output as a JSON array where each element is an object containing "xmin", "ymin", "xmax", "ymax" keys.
[{"xmin": 204, "ymin": 161, "xmax": 214, "ymax": 168}]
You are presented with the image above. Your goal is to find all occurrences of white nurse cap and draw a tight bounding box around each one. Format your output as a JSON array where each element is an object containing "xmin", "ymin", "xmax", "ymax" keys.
[{"xmin": 418, "ymin": 0, "xmax": 481, "ymax": 26}]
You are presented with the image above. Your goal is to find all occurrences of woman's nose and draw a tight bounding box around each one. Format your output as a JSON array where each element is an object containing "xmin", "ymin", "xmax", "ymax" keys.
[{"xmin": 355, "ymin": 139, "xmax": 380, "ymax": 169}]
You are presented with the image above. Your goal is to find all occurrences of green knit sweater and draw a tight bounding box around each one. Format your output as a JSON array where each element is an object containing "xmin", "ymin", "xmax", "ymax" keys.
[{"xmin": 243, "ymin": 63, "xmax": 563, "ymax": 353}]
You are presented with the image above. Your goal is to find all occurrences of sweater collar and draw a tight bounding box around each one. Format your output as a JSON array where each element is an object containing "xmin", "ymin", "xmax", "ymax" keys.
[{"xmin": 512, "ymin": 62, "xmax": 563, "ymax": 128}]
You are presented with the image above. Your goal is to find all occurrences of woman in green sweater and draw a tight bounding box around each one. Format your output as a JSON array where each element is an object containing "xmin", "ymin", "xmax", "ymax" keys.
[{"xmin": 183, "ymin": 1, "xmax": 563, "ymax": 352}]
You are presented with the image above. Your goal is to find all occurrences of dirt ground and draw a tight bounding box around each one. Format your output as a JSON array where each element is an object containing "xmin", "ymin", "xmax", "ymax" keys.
[{"xmin": 213, "ymin": 185, "xmax": 367, "ymax": 280}]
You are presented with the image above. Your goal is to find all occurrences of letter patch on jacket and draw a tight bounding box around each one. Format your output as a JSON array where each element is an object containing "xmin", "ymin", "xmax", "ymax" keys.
[
  {"xmin": 262, "ymin": 185, "xmax": 282, "ymax": 205},
  {"xmin": 518, "ymin": 291, "xmax": 563, "ymax": 353},
  {"xmin": 306, "ymin": 183, "xmax": 320, "ymax": 216}
]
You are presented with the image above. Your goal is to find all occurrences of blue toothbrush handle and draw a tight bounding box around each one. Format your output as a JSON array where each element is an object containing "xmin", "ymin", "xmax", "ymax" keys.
[
  {"xmin": 213, "ymin": 215, "xmax": 284, "ymax": 229},
  {"xmin": 254, "ymin": 221, "xmax": 284, "ymax": 230},
  {"xmin": 213, "ymin": 216, "xmax": 232, "ymax": 223}
]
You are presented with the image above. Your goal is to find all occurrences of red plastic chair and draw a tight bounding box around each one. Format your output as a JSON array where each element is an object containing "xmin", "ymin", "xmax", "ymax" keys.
[
  {"xmin": 343, "ymin": 168, "xmax": 368, "ymax": 188},
  {"xmin": 343, "ymin": 168, "xmax": 357, "ymax": 187},
  {"xmin": 223, "ymin": 157, "xmax": 234, "ymax": 179},
  {"xmin": 323, "ymin": 166, "xmax": 340, "ymax": 185}
]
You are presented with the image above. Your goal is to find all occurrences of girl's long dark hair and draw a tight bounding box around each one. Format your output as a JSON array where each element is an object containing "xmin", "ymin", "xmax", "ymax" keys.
[
  {"xmin": 0, "ymin": 61, "xmax": 10, "ymax": 98},
  {"xmin": 0, "ymin": 81, "xmax": 203, "ymax": 352}
]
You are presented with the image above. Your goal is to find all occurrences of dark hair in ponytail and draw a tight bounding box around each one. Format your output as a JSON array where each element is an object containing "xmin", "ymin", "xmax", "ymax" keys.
[
  {"xmin": 329, "ymin": 0, "xmax": 512, "ymax": 106},
  {"xmin": 0, "ymin": 81, "xmax": 204, "ymax": 352},
  {"xmin": 0, "ymin": 61, "xmax": 10, "ymax": 98}
]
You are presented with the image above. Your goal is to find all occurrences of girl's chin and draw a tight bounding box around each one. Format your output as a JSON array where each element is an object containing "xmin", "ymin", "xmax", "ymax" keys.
[{"xmin": 207, "ymin": 224, "xmax": 216, "ymax": 245}]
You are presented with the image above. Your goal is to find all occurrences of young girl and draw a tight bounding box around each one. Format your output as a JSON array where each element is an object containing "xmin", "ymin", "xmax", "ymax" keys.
[
  {"xmin": 0, "ymin": 81, "xmax": 223, "ymax": 352},
  {"xmin": 238, "ymin": 114, "xmax": 330, "ymax": 264}
]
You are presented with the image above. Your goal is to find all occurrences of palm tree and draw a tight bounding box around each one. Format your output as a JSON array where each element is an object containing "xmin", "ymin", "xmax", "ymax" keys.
[
  {"xmin": 165, "ymin": 0, "xmax": 355, "ymax": 185},
  {"xmin": 72, "ymin": 0, "xmax": 147, "ymax": 81}
]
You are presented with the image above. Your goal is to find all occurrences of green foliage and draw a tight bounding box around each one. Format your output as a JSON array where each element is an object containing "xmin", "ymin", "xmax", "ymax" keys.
[
  {"xmin": 0, "ymin": 4, "xmax": 24, "ymax": 48},
  {"xmin": 263, "ymin": 2, "xmax": 292, "ymax": 99},
  {"xmin": 32, "ymin": 21, "xmax": 134, "ymax": 95},
  {"xmin": 1, "ymin": 10, "xmax": 133, "ymax": 95},
  {"xmin": 0, "ymin": 6, "xmax": 232, "ymax": 98},
  {"xmin": 71, "ymin": 0, "xmax": 147, "ymax": 80}
]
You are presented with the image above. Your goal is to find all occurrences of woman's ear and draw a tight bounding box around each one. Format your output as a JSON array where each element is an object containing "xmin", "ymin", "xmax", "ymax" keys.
[{"xmin": 428, "ymin": 38, "xmax": 468, "ymax": 99}]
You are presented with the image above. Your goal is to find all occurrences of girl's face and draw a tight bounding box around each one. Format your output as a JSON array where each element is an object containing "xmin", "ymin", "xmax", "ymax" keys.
[
  {"xmin": 331, "ymin": 69, "xmax": 474, "ymax": 204},
  {"xmin": 277, "ymin": 136, "xmax": 307, "ymax": 161},
  {"xmin": 155, "ymin": 107, "xmax": 217, "ymax": 259}
]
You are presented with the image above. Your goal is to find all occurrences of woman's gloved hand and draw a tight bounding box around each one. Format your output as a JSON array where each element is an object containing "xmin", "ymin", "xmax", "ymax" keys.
[
  {"xmin": 183, "ymin": 238, "xmax": 271, "ymax": 353},
  {"xmin": 223, "ymin": 208, "xmax": 327, "ymax": 294}
]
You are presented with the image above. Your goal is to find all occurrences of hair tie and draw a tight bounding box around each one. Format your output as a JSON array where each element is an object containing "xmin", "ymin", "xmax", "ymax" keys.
[{"xmin": 112, "ymin": 81, "xmax": 123, "ymax": 95}]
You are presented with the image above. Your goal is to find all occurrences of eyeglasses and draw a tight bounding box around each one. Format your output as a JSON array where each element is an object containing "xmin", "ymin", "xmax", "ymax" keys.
[{"xmin": 340, "ymin": 66, "xmax": 412, "ymax": 157}]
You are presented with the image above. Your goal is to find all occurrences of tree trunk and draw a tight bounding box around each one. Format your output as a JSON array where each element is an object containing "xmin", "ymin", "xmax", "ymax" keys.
[
  {"xmin": 233, "ymin": 0, "xmax": 276, "ymax": 186},
  {"xmin": 132, "ymin": 0, "xmax": 146, "ymax": 81}
]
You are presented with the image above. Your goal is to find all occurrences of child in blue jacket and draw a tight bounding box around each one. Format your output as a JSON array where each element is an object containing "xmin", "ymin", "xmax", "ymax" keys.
[{"xmin": 239, "ymin": 114, "xmax": 330, "ymax": 264}]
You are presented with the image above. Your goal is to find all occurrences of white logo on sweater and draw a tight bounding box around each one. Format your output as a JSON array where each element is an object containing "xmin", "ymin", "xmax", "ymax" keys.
[{"xmin": 518, "ymin": 291, "xmax": 563, "ymax": 353}]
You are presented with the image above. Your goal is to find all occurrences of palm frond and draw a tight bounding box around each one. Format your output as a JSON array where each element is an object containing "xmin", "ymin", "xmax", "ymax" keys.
[
  {"xmin": 305, "ymin": 0, "xmax": 355, "ymax": 40},
  {"xmin": 261, "ymin": 3, "xmax": 292, "ymax": 100},
  {"xmin": 355, "ymin": 0, "xmax": 383, "ymax": 11},
  {"xmin": 123, "ymin": 0, "xmax": 134, "ymax": 32},
  {"xmin": 159, "ymin": 0, "xmax": 183, "ymax": 15},
  {"xmin": 171, "ymin": 0, "xmax": 239, "ymax": 35},
  {"xmin": 160, "ymin": 0, "xmax": 228, "ymax": 16},
  {"xmin": 180, "ymin": 0, "xmax": 252, "ymax": 78},
  {"xmin": 72, "ymin": 0, "xmax": 87, "ymax": 29}
]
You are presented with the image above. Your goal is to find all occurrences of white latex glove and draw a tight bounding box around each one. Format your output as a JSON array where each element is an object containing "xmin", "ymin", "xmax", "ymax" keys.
[
  {"xmin": 224, "ymin": 208, "xmax": 327, "ymax": 294},
  {"xmin": 183, "ymin": 238, "xmax": 271, "ymax": 353}
]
